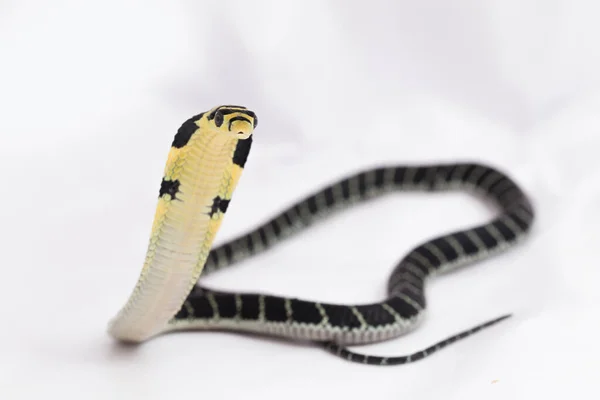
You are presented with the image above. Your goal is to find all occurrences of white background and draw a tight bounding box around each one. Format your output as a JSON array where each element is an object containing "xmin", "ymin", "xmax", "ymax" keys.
[{"xmin": 1, "ymin": 1, "xmax": 599, "ymax": 399}]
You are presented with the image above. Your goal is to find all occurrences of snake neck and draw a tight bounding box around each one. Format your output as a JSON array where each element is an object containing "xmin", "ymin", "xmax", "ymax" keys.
[
  {"xmin": 110, "ymin": 131, "xmax": 244, "ymax": 342},
  {"xmin": 150, "ymin": 131, "xmax": 239, "ymax": 254}
]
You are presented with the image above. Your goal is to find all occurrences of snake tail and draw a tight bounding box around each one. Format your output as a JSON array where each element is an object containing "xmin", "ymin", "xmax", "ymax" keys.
[{"xmin": 320, "ymin": 314, "xmax": 512, "ymax": 365}]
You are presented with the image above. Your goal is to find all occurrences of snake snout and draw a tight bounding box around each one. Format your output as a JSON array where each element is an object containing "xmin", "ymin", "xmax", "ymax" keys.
[{"xmin": 229, "ymin": 117, "xmax": 254, "ymax": 139}]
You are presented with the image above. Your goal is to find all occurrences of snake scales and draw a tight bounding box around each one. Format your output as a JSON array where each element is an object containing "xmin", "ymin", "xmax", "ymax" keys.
[{"xmin": 109, "ymin": 105, "xmax": 534, "ymax": 366}]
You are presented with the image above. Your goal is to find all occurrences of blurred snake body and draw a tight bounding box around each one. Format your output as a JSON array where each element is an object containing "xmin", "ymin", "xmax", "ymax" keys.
[{"xmin": 109, "ymin": 105, "xmax": 535, "ymax": 365}]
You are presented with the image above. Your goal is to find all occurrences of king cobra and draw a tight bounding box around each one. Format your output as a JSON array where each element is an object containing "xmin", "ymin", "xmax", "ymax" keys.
[{"xmin": 109, "ymin": 105, "xmax": 534, "ymax": 366}]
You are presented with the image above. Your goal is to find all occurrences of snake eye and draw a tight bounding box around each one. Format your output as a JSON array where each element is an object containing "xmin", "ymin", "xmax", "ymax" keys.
[
  {"xmin": 214, "ymin": 111, "xmax": 224, "ymax": 128},
  {"xmin": 252, "ymin": 115, "xmax": 258, "ymax": 128}
]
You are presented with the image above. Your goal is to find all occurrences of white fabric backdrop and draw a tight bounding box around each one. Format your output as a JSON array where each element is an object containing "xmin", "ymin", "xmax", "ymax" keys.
[{"xmin": 1, "ymin": 1, "xmax": 599, "ymax": 399}]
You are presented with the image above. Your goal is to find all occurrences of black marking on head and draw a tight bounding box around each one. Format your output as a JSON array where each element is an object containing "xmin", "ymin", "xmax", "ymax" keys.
[
  {"xmin": 219, "ymin": 105, "xmax": 247, "ymax": 110},
  {"xmin": 232, "ymin": 136, "xmax": 253, "ymax": 167},
  {"xmin": 159, "ymin": 178, "xmax": 180, "ymax": 200},
  {"xmin": 208, "ymin": 106, "xmax": 257, "ymax": 128},
  {"xmin": 214, "ymin": 111, "xmax": 224, "ymax": 127},
  {"xmin": 218, "ymin": 108, "xmax": 255, "ymax": 118},
  {"xmin": 172, "ymin": 113, "xmax": 203, "ymax": 148},
  {"xmin": 209, "ymin": 196, "xmax": 230, "ymax": 217},
  {"xmin": 208, "ymin": 105, "xmax": 248, "ymax": 120},
  {"xmin": 228, "ymin": 115, "xmax": 251, "ymax": 131}
]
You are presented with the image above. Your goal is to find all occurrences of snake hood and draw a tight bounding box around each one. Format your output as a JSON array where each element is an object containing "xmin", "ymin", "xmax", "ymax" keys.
[{"xmin": 108, "ymin": 105, "xmax": 257, "ymax": 343}]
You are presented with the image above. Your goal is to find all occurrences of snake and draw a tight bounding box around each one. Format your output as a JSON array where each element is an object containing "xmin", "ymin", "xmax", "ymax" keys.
[{"xmin": 108, "ymin": 105, "xmax": 534, "ymax": 366}]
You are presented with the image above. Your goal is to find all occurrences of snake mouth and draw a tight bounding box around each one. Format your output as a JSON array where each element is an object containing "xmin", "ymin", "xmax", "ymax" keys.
[{"xmin": 237, "ymin": 132, "xmax": 252, "ymax": 139}]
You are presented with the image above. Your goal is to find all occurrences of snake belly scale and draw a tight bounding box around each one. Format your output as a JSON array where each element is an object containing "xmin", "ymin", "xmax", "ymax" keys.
[{"xmin": 109, "ymin": 105, "xmax": 534, "ymax": 366}]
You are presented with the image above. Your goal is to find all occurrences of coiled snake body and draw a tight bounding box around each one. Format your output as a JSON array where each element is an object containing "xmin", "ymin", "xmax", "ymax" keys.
[{"xmin": 109, "ymin": 105, "xmax": 534, "ymax": 366}]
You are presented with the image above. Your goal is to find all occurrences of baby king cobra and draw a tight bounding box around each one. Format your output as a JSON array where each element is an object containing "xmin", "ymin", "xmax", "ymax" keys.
[{"xmin": 109, "ymin": 105, "xmax": 534, "ymax": 366}]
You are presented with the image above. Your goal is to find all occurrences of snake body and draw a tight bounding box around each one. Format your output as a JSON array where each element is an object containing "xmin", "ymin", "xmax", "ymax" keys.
[{"xmin": 110, "ymin": 106, "xmax": 534, "ymax": 366}]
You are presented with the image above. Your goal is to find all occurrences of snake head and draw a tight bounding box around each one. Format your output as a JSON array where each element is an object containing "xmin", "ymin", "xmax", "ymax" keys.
[{"xmin": 207, "ymin": 105, "xmax": 257, "ymax": 139}]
